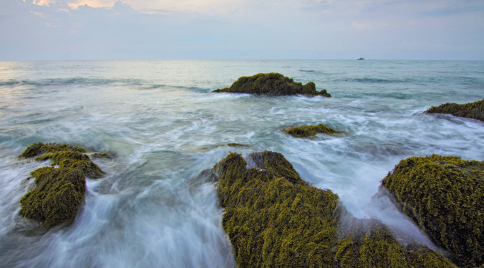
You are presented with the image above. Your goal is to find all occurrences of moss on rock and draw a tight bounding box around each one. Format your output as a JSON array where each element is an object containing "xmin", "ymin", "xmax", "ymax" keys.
[
  {"xmin": 212, "ymin": 73, "xmax": 331, "ymax": 97},
  {"xmin": 425, "ymin": 99, "xmax": 484, "ymax": 122},
  {"xmin": 20, "ymin": 142, "xmax": 87, "ymax": 158},
  {"xmin": 381, "ymin": 155, "xmax": 484, "ymax": 267},
  {"xmin": 19, "ymin": 143, "xmax": 105, "ymax": 227},
  {"xmin": 285, "ymin": 124, "xmax": 342, "ymax": 138},
  {"xmin": 19, "ymin": 167, "xmax": 86, "ymax": 227},
  {"xmin": 213, "ymin": 151, "xmax": 455, "ymax": 267}
]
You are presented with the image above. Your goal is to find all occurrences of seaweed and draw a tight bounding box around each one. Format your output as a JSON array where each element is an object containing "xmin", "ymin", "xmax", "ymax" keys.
[
  {"xmin": 214, "ymin": 151, "xmax": 340, "ymax": 267},
  {"xmin": 381, "ymin": 155, "xmax": 484, "ymax": 267},
  {"xmin": 19, "ymin": 167, "xmax": 86, "ymax": 227},
  {"xmin": 20, "ymin": 142, "xmax": 87, "ymax": 158},
  {"xmin": 19, "ymin": 143, "xmax": 105, "ymax": 227},
  {"xmin": 213, "ymin": 151, "xmax": 454, "ymax": 267},
  {"xmin": 425, "ymin": 99, "xmax": 484, "ymax": 122},
  {"xmin": 212, "ymin": 73, "xmax": 331, "ymax": 97},
  {"xmin": 284, "ymin": 124, "xmax": 342, "ymax": 138},
  {"xmin": 90, "ymin": 152, "xmax": 112, "ymax": 159}
]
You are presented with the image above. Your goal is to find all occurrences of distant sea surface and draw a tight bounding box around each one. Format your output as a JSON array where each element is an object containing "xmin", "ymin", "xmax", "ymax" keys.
[{"xmin": 0, "ymin": 60, "xmax": 483, "ymax": 267}]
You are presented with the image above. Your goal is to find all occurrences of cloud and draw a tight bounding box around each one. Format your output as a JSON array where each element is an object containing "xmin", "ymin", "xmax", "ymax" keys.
[{"xmin": 0, "ymin": 0, "xmax": 483, "ymax": 60}]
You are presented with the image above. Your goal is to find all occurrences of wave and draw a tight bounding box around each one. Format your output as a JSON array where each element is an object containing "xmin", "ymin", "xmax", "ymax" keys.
[{"xmin": 0, "ymin": 77, "xmax": 144, "ymax": 87}]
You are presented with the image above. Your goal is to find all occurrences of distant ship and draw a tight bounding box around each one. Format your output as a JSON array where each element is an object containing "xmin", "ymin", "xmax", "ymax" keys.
[{"xmin": 357, "ymin": 57, "xmax": 365, "ymax": 60}]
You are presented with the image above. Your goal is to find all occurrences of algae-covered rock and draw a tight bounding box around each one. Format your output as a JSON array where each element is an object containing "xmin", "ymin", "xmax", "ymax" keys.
[
  {"xmin": 213, "ymin": 151, "xmax": 455, "ymax": 267},
  {"xmin": 19, "ymin": 143, "xmax": 105, "ymax": 227},
  {"xmin": 381, "ymin": 155, "xmax": 484, "ymax": 267},
  {"xmin": 214, "ymin": 151, "xmax": 340, "ymax": 267},
  {"xmin": 334, "ymin": 218, "xmax": 456, "ymax": 268},
  {"xmin": 212, "ymin": 73, "xmax": 331, "ymax": 97},
  {"xmin": 20, "ymin": 167, "xmax": 86, "ymax": 227},
  {"xmin": 20, "ymin": 142, "xmax": 87, "ymax": 158},
  {"xmin": 425, "ymin": 99, "xmax": 484, "ymax": 122},
  {"xmin": 285, "ymin": 124, "xmax": 342, "ymax": 138}
]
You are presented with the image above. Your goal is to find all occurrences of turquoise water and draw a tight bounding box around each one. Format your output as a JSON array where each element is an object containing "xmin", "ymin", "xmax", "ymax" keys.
[{"xmin": 0, "ymin": 60, "xmax": 483, "ymax": 267}]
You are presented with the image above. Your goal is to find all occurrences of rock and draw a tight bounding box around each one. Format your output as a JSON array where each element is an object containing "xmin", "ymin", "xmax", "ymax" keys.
[
  {"xmin": 212, "ymin": 73, "xmax": 331, "ymax": 97},
  {"xmin": 213, "ymin": 151, "xmax": 455, "ymax": 267},
  {"xmin": 19, "ymin": 143, "xmax": 105, "ymax": 228},
  {"xmin": 381, "ymin": 155, "xmax": 484, "ymax": 267},
  {"xmin": 284, "ymin": 124, "xmax": 342, "ymax": 138},
  {"xmin": 425, "ymin": 99, "xmax": 484, "ymax": 122}
]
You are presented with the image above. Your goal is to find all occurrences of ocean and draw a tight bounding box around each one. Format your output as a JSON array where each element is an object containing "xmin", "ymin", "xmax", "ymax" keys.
[{"xmin": 0, "ymin": 60, "xmax": 483, "ymax": 267}]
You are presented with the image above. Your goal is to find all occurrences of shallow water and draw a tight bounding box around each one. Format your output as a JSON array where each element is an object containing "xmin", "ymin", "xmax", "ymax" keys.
[{"xmin": 1, "ymin": 60, "xmax": 483, "ymax": 267}]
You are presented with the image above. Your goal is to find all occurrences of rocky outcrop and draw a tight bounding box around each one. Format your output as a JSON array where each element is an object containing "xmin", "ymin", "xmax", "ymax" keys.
[
  {"xmin": 212, "ymin": 73, "xmax": 331, "ymax": 97},
  {"xmin": 213, "ymin": 151, "xmax": 455, "ymax": 267},
  {"xmin": 284, "ymin": 124, "xmax": 342, "ymax": 138},
  {"xmin": 425, "ymin": 99, "xmax": 484, "ymax": 122},
  {"xmin": 19, "ymin": 143, "xmax": 104, "ymax": 228},
  {"xmin": 381, "ymin": 155, "xmax": 484, "ymax": 267}
]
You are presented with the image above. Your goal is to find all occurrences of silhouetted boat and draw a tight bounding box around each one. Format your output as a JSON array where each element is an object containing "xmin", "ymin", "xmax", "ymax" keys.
[{"xmin": 358, "ymin": 57, "xmax": 364, "ymax": 60}]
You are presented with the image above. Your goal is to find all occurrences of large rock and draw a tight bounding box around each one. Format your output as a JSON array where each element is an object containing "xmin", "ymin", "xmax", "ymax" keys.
[
  {"xmin": 19, "ymin": 143, "xmax": 105, "ymax": 227},
  {"xmin": 212, "ymin": 73, "xmax": 331, "ymax": 97},
  {"xmin": 381, "ymin": 155, "xmax": 484, "ymax": 267},
  {"xmin": 425, "ymin": 99, "xmax": 484, "ymax": 122},
  {"xmin": 213, "ymin": 151, "xmax": 455, "ymax": 267}
]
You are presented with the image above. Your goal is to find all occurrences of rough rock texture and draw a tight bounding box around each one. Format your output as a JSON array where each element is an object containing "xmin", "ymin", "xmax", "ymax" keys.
[
  {"xmin": 213, "ymin": 151, "xmax": 456, "ymax": 267},
  {"xmin": 285, "ymin": 124, "xmax": 342, "ymax": 138},
  {"xmin": 19, "ymin": 143, "xmax": 104, "ymax": 227},
  {"xmin": 381, "ymin": 155, "xmax": 484, "ymax": 267},
  {"xmin": 425, "ymin": 99, "xmax": 484, "ymax": 122},
  {"xmin": 212, "ymin": 73, "xmax": 331, "ymax": 97}
]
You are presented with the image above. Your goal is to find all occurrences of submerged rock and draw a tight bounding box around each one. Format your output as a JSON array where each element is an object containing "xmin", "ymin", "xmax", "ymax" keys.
[
  {"xmin": 19, "ymin": 143, "xmax": 104, "ymax": 227},
  {"xmin": 213, "ymin": 151, "xmax": 455, "ymax": 267},
  {"xmin": 381, "ymin": 155, "xmax": 484, "ymax": 267},
  {"xmin": 212, "ymin": 73, "xmax": 331, "ymax": 97},
  {"xmin": 285, "ymin": 124, "xmax": 342, "ymax": 138},
  {"xmin": 425, "ymin": 99, "xmax": 484, "ymax": 122}
]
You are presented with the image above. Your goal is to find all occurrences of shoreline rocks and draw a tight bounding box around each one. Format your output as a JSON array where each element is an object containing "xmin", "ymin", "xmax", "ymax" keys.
[
  {"xmin": 19, "ymin": 143, "xmax": 105, "ymax": 228},
  {"xmin": 212, "ymin": 73, "xmax": 331, "ymax": 97},
  {"xmin": 425, "ymin": 99, "xmax": 484, "ymax": 122},
  {"xmin": 284, "ymin": 124, "xmax": 342, "ymax": 138},
  {"xmin": 213, "ymin": 151, "xmax": 456, "ymax": 267},
  {"xmin": 381, "ymin": 155, "xmax": 484, "ymax": 267}
]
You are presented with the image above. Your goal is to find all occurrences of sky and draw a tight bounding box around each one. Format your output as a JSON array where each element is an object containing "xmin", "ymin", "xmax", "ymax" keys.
[{"xmin": 0, "ymin": 0, "xmax": 483, "ymax": 60}]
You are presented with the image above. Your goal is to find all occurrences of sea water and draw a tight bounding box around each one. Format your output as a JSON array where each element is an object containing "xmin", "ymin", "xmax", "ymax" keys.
[{"xmin": 0, "ymin": 60, "xmax": 483, "ymax": 267}]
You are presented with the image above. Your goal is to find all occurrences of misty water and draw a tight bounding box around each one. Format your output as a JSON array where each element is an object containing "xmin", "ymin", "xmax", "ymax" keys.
[{"xmin": 0, "ymin": 60, "xmax": 483, "ymax": 267}]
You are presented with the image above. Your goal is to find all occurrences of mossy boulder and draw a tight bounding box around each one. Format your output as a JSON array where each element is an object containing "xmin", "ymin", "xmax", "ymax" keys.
[
  {"xmin": 212, "ymin": 73, "xmax": 331, "ymax": 97},
  {"xmin": 19, "ymin": 143, "xmax": 105, "ymax": 227},
  {"xmin": 381, "ymin": 155, "xmax": 484, "ymax": 267},
  {"xmin": 425, "ymin": 99, "xmax": 484, "ymax": 122},
  {"xmin": 334, "ymin": 218, "xmax": 456, "ymax": 268},
  {"xmin": 285, "ymin": 124, "xmax": 342, "ymax": 138},
  {"xmin": 213, "ymin": 151, "xmax": 455, "ymax": 267}
]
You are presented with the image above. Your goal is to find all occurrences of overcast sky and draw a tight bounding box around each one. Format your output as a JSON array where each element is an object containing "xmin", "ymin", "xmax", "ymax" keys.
[{"xmin": 1, "ymin": 0, "xmax": 483, "ymax": 60}]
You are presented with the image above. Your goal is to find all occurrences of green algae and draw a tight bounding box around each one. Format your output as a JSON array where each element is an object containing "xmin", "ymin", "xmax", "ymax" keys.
[
  {"xmin": 214, "ymin": 151, "xmax": 340, "ymax": 267},
  {"xmin": 19, "ymin": 167, "xmax": 86, "ymax": 227},
  {"xmin": 212, "ymin": 73, "xmax": 332, "ymax": 97},
  {"xmin": 20, "ymin": 142, "xmax": 87, "ymax": 158},
  {"xmin": 425, "ymin": 99, "xmax": 484, "ymax": 122},
  {"xmin": 214, "ymin": 151, "xmax": 455, "ymax": 267},
  {"xmin": 381, "ymin": 155, "xmax": 484, "ymax": 267},
  {"xmin": 19, "ymin": 143, "xmax": 105, "ymax": 227},
  {"xmin": 335, "ymin": 218, "xmax": 456, "ymax": 268},
  {"xmin": 284, "ymin": 124, "xmax": 342, "ymax": 138}
]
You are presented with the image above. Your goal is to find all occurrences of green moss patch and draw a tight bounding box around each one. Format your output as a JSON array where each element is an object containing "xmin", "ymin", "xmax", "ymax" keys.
[
  {"xmin": 382, "ymin": 155, "xmax": 484, "ymax": 267},
  {"xmin": 425, "ymin": 99, "xmax": 484, "ymax": 122},
  {"xmin": 20, "ymin": 142, "xmax": 87, "ymax": 158},
  {"xmin": 20, "ymin": 167, "xmax": 86, "ymax": 227},
  {"xmin": 214, "ymin": 151, "xmax": 454, "ymax": 267},
  {"xmin": 285, "ymin": 124, "xmax": 342, "ymax": 138},
  {"xmin": 19, "ymin": 143, "xmax": 105, "ymax": 227},
  {"xmin": 212, "ymin": 73, "xmax": 331, "ymax": 97}
]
